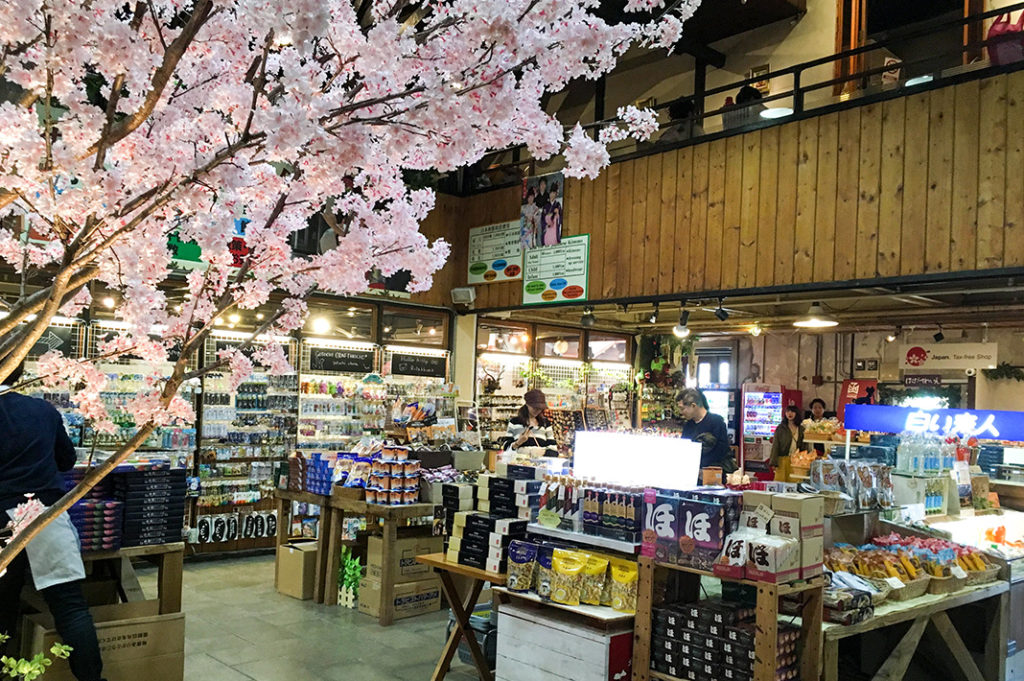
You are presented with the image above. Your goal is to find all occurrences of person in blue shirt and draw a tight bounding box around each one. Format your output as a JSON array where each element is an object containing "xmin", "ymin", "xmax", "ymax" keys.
[
  {"xmin": 0, "ymin": 363, "xmax": 105, "ymax": 681},
  {"xmin": 677, "ymin": 387, "xmax": 736, "ymax": 473}
]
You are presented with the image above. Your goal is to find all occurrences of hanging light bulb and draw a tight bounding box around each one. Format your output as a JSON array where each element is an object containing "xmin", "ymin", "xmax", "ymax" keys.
[
  {"xmin": 311, "ymin": 316, "xmax": 331, "ymax": 334},
  {"xmin": 673, "ymin": 309, "xmax": 690, "ymax": 338},
  {"xmin": 750, "ymin": 323, "xmax": 763, "ymax": 337},
  {"xmin": 580, "ymin": 307, "xmax": 596, "ymax": 329},
  {"xmin": 648, "ymin": 302, "xmax": 660, "ymax": 325}
]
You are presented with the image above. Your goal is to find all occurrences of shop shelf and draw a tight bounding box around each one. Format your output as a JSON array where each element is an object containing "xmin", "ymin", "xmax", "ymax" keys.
[
  {"xmin": 492, "ymin": 587, "xmax": 634, "ymax": 623},
  {"xmin": 652, "ymin": 560, "xmax": 825, "ymax": 595},
  {"xmin": 526, "ymin": 523, "xmax": 641, "ymax": 554}
]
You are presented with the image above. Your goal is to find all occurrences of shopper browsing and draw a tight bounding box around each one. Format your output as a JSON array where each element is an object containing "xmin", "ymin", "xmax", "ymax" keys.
[
  {"xmin": 0, "ymin": 363, "xmax": 105, "ymax": 681},
  {"xmin": 769, "ymin": 405, "xmax": 805, "ymax": 483},
  {"xmin": 501, "ymin": 389, "xmax": 558, "ymax": 457},
  {"xmin": 677, "ymin": 388, "xmax": 736, "ymax": 472}
]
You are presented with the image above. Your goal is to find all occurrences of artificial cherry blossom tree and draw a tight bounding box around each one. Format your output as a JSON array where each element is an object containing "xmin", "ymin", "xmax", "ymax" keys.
[{"xmin": 0, "ymin": 0, "xmax": 698, "ymax": 571}]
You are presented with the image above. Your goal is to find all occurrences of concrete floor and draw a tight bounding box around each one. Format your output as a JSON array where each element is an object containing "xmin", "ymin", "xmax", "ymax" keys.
[{"xmin": 137, "ymin": 555, "xmax": 481, "ymax": 681}]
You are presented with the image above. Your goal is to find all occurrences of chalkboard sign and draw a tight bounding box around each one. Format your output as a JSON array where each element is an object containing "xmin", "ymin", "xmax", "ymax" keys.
[
  {"xmin": 30, "ymin": 326, "xmax": 74, "ymax": 356},
  {"xmin": 391, "ymin": 352, "xmax": 447, "ymax": 378},
  {"xmin": 308, "ymin": 347, "xmax": 374, "ymax": 374}
]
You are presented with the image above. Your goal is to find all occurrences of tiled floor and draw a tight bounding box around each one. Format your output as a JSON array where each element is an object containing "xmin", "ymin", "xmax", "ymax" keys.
[{"xmin": 136, "ymin": 555, "xmax": 482, "ymax": 681}]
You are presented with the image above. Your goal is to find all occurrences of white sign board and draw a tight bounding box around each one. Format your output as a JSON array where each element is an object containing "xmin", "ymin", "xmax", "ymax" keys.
[
  {"xmin": 899, "ymin": 343, "xmax": 997, "ymax": 370},
  {"xmin": 573, "ymin": 431, "xmax": 702, "ymax": 489},
  {"xmin": 522, "ymin": 234, "xmax": 589, "ymax": 305},
  {"xmin": 467, "ymin": 220, "xmax": 523, "ymax": 284}
]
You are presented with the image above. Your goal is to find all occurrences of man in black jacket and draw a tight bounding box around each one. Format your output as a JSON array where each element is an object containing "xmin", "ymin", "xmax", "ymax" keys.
[
  {"xmin": 0, "ymin": 362, "xmax": 105, "ymax": 681},
  {"xmin": 677, "ymin": 388, "xmax": 736, "ymax": 472}
]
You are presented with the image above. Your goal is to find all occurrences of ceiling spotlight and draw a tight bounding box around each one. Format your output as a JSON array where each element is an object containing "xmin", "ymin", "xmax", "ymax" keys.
[
  {"xmin": 255, "ymin": 312, "xmax": 265, "ymax": 321},
  {"xmin": 673, "ymin": 309, "xmax": 691, "ymax": 338},
  {"xmin": 174, "ymin": 304, "xmax": 182, "ymax": 313},
  {"xmin": 383, "ymin": 325, "xmax": 392, "ymax": 333},
  {"xmin": 933, "ymin": 326, "xmax": 945, "ymax": 343},
  {"xmin": 581, "ymin": 306, "xmax": 596, "ymax": 329},
  {"xmin": 793, "ymin": 302, "xmax": 838, "ymax": 329},
  {"xmin": 102, "ymin": 296, "xmax": 116, "ymax": 309},
  {"xmin": 214, "ymin": 317, "xmax": 224, "ymax": 326},
  {"xmin": 311, "ymin": 316, "xmax": 331, "ymax": 335},
  {"xmin": 428, "ymin": 327, "xmax": 437, "ymax": 336},
  {"xmin": 886, "ymin": 327, "xmax": 899, "ymax": 343},
  {"xmin": 649, "ymin": 302, "xmax": 660, "ymax": 325},
  {"xmin": 750, "ymin": 323, "xmax": 763, "ymax": 337},
  {"xmin": 714, "ymin": 298, "xmax": 729, "ymax": 322},
  {"xmin": 228, "ymin": 313, "xmax": 241, "ymax": 324}
]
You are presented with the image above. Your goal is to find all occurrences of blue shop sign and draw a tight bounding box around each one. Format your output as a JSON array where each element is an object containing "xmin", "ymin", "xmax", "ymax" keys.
[{"xmin": 845, "ymin": 403, "xmax": 1024, "ymax": 440}]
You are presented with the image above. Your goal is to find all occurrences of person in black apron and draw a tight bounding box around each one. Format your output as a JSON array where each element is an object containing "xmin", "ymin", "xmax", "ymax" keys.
[{"xmin": 0, "ymin": 363, "xmax": 105, "ymax": 681}]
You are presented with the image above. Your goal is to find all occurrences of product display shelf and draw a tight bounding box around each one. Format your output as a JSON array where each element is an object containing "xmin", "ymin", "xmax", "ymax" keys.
[
  {"xmin": 526, "ymin": 523, "xmax": 642, "ymax": 554},
  {"xmin": 492, "ymin": 586, "xmax": 634, "ymax": 624},
  {"xmin": 632, "ymin": 555, "xmax": 824, "ymax": 681},
  {"xmin": 80, "ymin": 541, "xmax": 184, "ymax": 615}
]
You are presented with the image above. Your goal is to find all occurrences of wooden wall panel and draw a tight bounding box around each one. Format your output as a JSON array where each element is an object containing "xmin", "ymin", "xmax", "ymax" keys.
[
  {"xmin": 1004, "ymin": 71, "xmax": 1024, "ymax": 268},
  {"xmin": 950, "ymin": 80, "xmax": 979, "ymax": 272},
  {"xmin": 978, "ymin": 76, "xmax": 1007, "ymax": 270},
  {"xmin": 833, "ymin": 108, "xmax": 860, "ymax": 281},
  {"xmin": 877, "ymin": 98, "xmax": 905, "ymax": 278},
  {"xmin": 856, "ymin": 103, "xmax": 881, "ymax": 279},
  {"xmin": 925, "ymin": 88, "xmax": 954, "ymax": 273},
  {"xmin": 438, "ymin": 73, "xmax": 1024, "ymax": 310},
  {"xmin": 793, "ymin": 118, "xmax": 819, "ymax": 284},
  {"xmin": 774, "ymin": 122, "xmax": 799, "ymax": 286}
]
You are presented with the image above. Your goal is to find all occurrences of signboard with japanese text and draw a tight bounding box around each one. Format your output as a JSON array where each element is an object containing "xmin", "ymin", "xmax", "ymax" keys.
[
  {"xmin": 838, "ymin": 379, "xmax": 877, "ymax": 421},
  {"xmin": 904, "ymin": 374, "xmax": 942, "ymax": 387},
  {"xmin": 899, "ymin": 343, "xmax": 998, "ymax": 370},
  {"xmin": 522, "ymin": 234, "xmax": 589, "ymax": 305},
  {"xmin": 467, "ymin": 220, "xmax": 522, "ymax": 284},
  {"xmin": 845, "ymin": 404, "xmax": 1016, "ymax": 441}
]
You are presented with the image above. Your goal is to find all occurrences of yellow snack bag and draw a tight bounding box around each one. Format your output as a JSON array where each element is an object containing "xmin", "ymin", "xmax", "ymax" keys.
[
  {"xmin": 551, "ymin": 549, "xmax": 585, "ymax": 606},
  {"xmin": 610, "ymin": 559, "xmax": 638, "ymax": 614},
  {"xmin": 580, "ymin": 555, "xmax": 609, "ymax": 606}
]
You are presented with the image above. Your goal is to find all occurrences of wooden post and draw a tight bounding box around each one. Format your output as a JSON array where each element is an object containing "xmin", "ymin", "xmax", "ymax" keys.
[
  {"xmin": 873, "ymin": 616, "xmax": 928, "ymax": 681},
  {"xmin": 324, "ymin": 505, "xmax": 345, "ymax": 607},
  {"xmin": 312, "ymin": 500, "xmax": 334, "ymax": 604},
  {"xmin": 754, "ymin": 583, "xmax": 779, "ymax": 681},
  {"xmin": 929, "ymin": 611, "xmax": 987, "ymax": 681},
  {"xmin": 632, "ymin": 556, "xmax": 655, "ymax": 681},
  {"xmin": 983, "ymin": 591, "xmax": 1009, "ymax": 681},
  {"xmin": 800, "ymin": 583, "xmax": 824, "ymax": 681},
  {"xmin": 156, "ymin": 548, "xmax": 183, "ymax": 614},
  {"xmin": 823, "ymin": 638, "xmax": 840, "ymax": 681},
  {"xmin": 379, "ymin": 518, "xmax": 398, "ymax": 626}
]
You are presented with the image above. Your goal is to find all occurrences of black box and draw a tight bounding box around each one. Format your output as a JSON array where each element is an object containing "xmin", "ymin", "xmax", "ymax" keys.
[
  {"xmin": 489, "ymin": 490, "xmax": 515, "ymax": 507},
  {"xmin": 652, "ymin": 621, "xmax": 684, "ymax": 641},
  {"xmin": 651, "ymin": 636, "xmax": 679, "ymax": 656},
  {"xmin": 488, "ymin": 477, "xmax": 516, "ymax": 494},
  {"xmin": 654, "ymin": 606, "xmax": 686, "ymax": 628},
  {"xmin": 723, "ymin": 650, "xmax": 755, "ymax": 669},
  {"xmin": 458, "ymin": 552, "xmax": 487, "ymax": 570},
  {"xmin": 465, "ymin": 513, "xmax": 498, "ymax": 534},
  {"xmin": 724, "ymin": 623, "xmax": 756, "ymax": 648},
  {"xmin": 721, "ymin": 667, "xmax": 752, "ymax": 681},
  {"xmin": 505, "ymin": 464, "xmax": 543, "ymax": 480}
]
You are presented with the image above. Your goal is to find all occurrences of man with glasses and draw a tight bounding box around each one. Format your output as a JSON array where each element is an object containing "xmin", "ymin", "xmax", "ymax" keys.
[{"xmin": 677, "ymin": 388, "xmax": 735, "ymax": 472}]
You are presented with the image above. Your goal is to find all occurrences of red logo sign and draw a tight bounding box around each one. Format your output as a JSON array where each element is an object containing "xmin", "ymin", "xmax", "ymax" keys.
[{"xmin": 905, "ymin": 347, "xmax": 928, "ymax": 367}]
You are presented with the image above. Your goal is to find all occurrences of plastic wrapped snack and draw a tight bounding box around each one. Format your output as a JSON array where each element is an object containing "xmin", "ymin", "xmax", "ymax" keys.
[
  {"xmin": 580, "ymin": 555, "xmax": 609, "ymax": 605},
  {"xmin": 875, "ymin": 465, "xmax": 895, "ymax": 509},
  {"xmin": 343, "ymin": 457, "xmax": 372, "ymax": 488},
  {"xmin": 550, "ymin": 549, "xmax": 585, "ymax": 606},
  {"xmin": 610, "ymin": 559, "xmax": 638, "ymax": 613},
  {"xmin": 535, "ymin": 545, "xmax": 555, "ymax": 600},
  {"xmin": 507, "ymin": 540, "xmax": 538, "ymax": 592},
  {"xmin": 855, "ymin": 463, "xmax": 876, "ymax": 510}
]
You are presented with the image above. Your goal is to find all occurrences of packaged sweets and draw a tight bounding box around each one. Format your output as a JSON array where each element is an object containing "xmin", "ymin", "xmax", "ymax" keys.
[
  {"xmin": 507, "ymin": 540, "xmax": 538, "ymax": 592},
  {"xmin": 343, "ymin": 458, "xmax": 371, "ymax": 488},
  {"xmin": 404, "ymin": 460, "xmax": 420, "ymax": 476},
  {"xmin": 550, "ymin": 549, "xmax": 585, "ymax": 606},
  {"xmin": 535, "ymin": 545, "xmax": 555, "ymax": 600},
  {"xmin": 365, "ymin": 488, "xmax": 378, "ymax": 504},
  {"xmin": 580, "ymin": 555, "xmax": 609, "ymax": 605},
  {"xmin": 610, "ymin": 559, "xmax": 638, "ymax": 613}
]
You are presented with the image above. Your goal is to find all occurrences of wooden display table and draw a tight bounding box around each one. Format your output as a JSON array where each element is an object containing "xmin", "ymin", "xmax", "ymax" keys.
[
  {"xmin": 417, "ymin": 552, "xmax": 507, "ymax": 681},
  {"xmin": 821, "ymin": 580, "xmax": 1009, "ymax": 681},
  {"xmin": 632, "ymin": 556, "xmax": 824, "ymax": 681},
  {"xmin": 325, "ymin": 489, "xmax": 437, "ymax": 618},
  {"xmin": 273, "ymin": 489, "xmax": 333, "ymax": 603},
  {"xmin": 82, "ymin": 542, "xmax": 185, "ymax": 614}
]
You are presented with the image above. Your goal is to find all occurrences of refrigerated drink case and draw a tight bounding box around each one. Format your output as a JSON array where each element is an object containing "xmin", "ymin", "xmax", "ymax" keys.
[{"xmin": 741, "ymin": 384, "xmax": 783, "ymax": 469}]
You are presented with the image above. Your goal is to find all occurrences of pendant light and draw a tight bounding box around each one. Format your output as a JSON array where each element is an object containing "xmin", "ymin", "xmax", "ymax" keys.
[{"xmin": 793, "ymin": 302, "xmax": 838, "ymax": 328}]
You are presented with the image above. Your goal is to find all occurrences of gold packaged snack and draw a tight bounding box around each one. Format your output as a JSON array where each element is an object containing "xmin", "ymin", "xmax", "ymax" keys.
[
  {"xmin": 580, "ymin": 555, "xmax": 609, "ymax": 605},
  {"xmin": 610, "ymin": 559, "xmax": 638, "ymax": 613},
  {"xmin": 507, "ymin": 540, "xmax": 538, "ymax": 592},
  {"xmin": 550, "ymin": 549, "xmax": 585, "ymax": 606}
]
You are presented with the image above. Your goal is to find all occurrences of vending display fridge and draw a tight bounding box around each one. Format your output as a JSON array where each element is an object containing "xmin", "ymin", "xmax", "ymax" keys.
[
  {"xmin": 703, "ymin": 388, "xmax": 739, "ymax": 446},
  {"xmin": 741, "ymin": 384, "xmax": 783, "ymax": 469}
]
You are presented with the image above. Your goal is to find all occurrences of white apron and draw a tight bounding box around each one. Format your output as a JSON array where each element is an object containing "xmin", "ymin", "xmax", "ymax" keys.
[{"xmin": 6, "ymin": 507, "xmax": 86, "ymax": 590}]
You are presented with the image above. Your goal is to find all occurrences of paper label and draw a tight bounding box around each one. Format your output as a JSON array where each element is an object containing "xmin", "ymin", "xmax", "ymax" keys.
[
  {"xmin": 951, "ymin": 566, "xmax": 968, "ymax": 579},
  {"xmin": 884, "ymin": 576, "xmax": 905, "ymax": 589},
  {"xmin": 755, "ymin": 504, "xmax": 775, "ymax": 525}
]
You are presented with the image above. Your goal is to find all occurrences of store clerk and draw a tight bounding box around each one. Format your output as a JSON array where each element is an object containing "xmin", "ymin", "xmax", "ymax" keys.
[
  {"xmin": 677, "ymin": 388, "xmax": 735, "ymax": 472},
  {"xmin": 501, "ymin": 389, "xmax": 558, "ymax": 457}
]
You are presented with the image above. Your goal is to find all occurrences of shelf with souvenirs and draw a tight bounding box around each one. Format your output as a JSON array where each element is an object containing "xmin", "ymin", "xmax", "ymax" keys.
[{"xmin": 477, "ymin": 351, "xmax": 534, "ymax": 449}]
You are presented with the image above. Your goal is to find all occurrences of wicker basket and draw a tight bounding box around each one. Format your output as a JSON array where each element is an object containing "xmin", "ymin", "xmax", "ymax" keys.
[
  {"xmin": 819, "ymin": 490, "xmax": 852, "ymax": 516},
  {"xmin": 927, "ymin": 573, "xmax": 967, "ymax": 595},
  {"xmin": 888, "ymin": 574, "xmax": 931, "ymax": 601},
  {"xmin": 965, "ymin": 564, "xmax": 1002, "ymax": 586}
]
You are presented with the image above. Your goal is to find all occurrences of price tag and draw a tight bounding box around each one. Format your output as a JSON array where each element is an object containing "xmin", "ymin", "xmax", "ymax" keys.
[
  {"xmin": 755, "ymin": 504, "xmax": 775, "ymax": 525},
  {"xmin": 951, "ymin": 565, "xmax": 968, "ymax": 579},
  {"xmin": 884, "ymin": 576, "xmax": 906, "ymax": 590}
]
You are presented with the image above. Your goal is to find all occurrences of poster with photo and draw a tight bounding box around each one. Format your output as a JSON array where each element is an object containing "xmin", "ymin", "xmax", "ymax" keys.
[{"xmin": 520, "ymin": 172, "xmax": 564, "ymax": 249}]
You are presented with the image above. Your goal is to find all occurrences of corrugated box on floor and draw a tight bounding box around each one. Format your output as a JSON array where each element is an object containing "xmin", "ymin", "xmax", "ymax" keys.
[
  {"xmin": 366, "ymin": 535, "xmax": 443, "ymax": 583},
  {"xmin": 21, "ymin": 600, "xmax": 184, "ymax": 681},
  {"xmin": 358, "ymin": 575, "xmax": 441, "ymax": 621},
  {"xmin": 276, "ymin": 541, "xmax": 318, "ymax": 600}
]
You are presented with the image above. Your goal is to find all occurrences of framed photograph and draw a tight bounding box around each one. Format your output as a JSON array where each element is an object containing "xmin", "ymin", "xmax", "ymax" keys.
[{"xmin": 748, "ymin": 64, "xmax": 771, "ymax": 95}]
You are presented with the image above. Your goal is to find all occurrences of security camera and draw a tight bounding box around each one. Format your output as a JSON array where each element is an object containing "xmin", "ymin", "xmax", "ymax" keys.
[{"xmin": 965, "ymin": 368, "xmax": 977, "ymax": 377}]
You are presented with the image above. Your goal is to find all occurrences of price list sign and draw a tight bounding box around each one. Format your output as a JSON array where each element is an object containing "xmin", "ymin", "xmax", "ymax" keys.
[
  {"xmin": 467, "ymin": 220, "xmax": 523, "ymax": 284},
  {"xmin": 522, "ymin": 234, "xmax": 590, "ymax": 305}
]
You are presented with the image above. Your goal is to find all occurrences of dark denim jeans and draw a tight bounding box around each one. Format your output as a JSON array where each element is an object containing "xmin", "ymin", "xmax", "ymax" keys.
[{"xmin": 0, "ymin": 551, "xmax": 104, "ymax": 681}]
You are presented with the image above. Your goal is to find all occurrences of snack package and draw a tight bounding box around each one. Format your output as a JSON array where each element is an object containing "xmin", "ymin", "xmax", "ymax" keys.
[
  {"xmin": 507, "ymin": 541, "xmax": 538, "ymax": 592},
  {"xmin": 535, "ymin": 545, "xmax": 555, "ymax": 600},
  {"xmin": 343, "ymin": 457, "xmax": 371, "ymax": 488},
  {"xmin": 610, "ymin": 559, "xmax": 638, "ymax": 613},
  {"xmin": 854, "ymin": 463, "xmax": 876, "ymax": 510},
  {"xmin": 580, "ymin": 555, "xmax": 609, "ymax": 605},
  {"xmin": 550, "ymin": 549, "xmax": 586, "ymax": 606},
  {"xmin": 876, "ymin": 465, "xmax": 895, "ymax": 509}
]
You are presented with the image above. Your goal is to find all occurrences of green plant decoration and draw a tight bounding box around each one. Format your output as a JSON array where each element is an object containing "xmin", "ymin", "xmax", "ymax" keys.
[
  {"xmin": 982, "ymin": 363, "xmax": 1024, "ymax": 382},
  {"xmin": 0, "ymin": 634, "xmax": 71, "ymax": 681}
]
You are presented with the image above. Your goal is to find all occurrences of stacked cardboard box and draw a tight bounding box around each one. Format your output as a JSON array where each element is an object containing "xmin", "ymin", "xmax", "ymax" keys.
[
  {"xmin": 114, "ymin": 467, "xmax": 186, "ymax": 547},
  {"xmin": 446, "ymin": 512, "xmax": 527, "ymax": 574},
  {"xmin": 649, "ymin": 599, "xmax": 799, "ymax": 681}
]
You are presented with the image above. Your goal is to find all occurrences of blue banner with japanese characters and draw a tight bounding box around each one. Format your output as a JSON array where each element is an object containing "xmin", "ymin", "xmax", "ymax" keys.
[{"xmin": 845, "ymin": 404, "xmax": 1015, "ymax": 440}]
